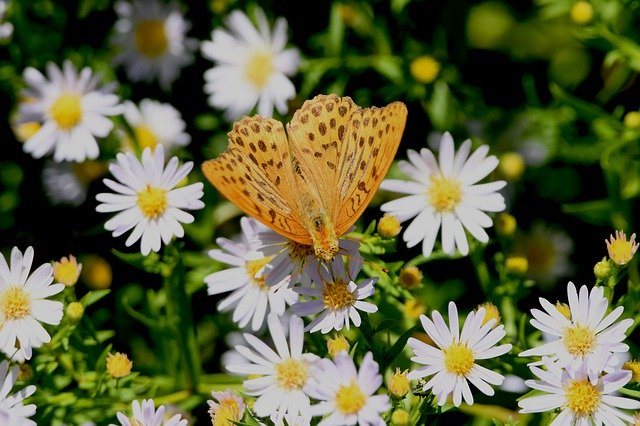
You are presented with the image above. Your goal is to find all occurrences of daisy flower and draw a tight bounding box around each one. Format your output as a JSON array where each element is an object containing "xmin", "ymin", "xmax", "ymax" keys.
[
  {"xmin": 0, "ymin": 360, "xmax": 37, "ymax": 425},
  {"xmin": 307, "ymin": 351, "xmax": 390, "ymax": 426},
  {"xmin": 96, "ymin": 145, "xmax": 204, "ymax": 256},
  {"xmin": 519, "ymin": 282, "xmax": 633, "ymax": 371},
  {"xmin": 380, "ymin": 132, "xmax": 506, "ymax": 257},
  {"xmin": 111, "ymin": 0, "xmax": 196, "ymax": 90},
  {"xmin": 292, "ymin": 256, "xmax": 377, "ymax": 334},
  {"xmin": 122, "ymin": 99, "xmax": 190, "ymax": 153},
  {"xmin": 207, "ymin": 389, "xmax": 245, "ymax": 426},
  {"xmin": 42, "ymin": 160, "xmax": 107, "ymax": 206},
  {"xmin": 205, "ymin": 217, "xmax": 298, "ymax": 331},
  {"xmin": 201, "ymin": 8, "xmax": 300, "ymax": 119},
  {"xmin": 406, "ymin": 302, "xmax": 512, "ymax": 406},
  {"xmin": 519, "ymin": 356, "xmax": 640, "ymax": 425},
  {"xmin": 606, "ymin": 230, "xmax": 638, "ymax": 266},
  {"xmin": 0, "ymin": 247, "xmax": 65, "ymax": 360},
  {"xmin": 227, "ymin": 313, "xmax": 318, "ymax": 422},
  {"xmin": 18, "ymin": 60, "xmax": 122, "ymax": 162},
  {"xmin": 111, "ymin": 399, "xmax": 187, "ymax": 426}
]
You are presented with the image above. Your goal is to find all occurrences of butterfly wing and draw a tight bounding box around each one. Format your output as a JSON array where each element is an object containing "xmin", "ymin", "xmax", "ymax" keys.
[
  {"xmin": 333, "ymin": 102, "xmax": 408, "ymax": 236},
  {"xmin": 202, "ymin": 116, "xmax": 312, "ymax": 244}
]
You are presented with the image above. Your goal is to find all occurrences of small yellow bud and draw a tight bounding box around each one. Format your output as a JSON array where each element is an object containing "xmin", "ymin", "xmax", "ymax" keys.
[
  {"xmin": 387, "ymin": 368, "xmax": 411, "ymax": 398},
  {"xmin": 327, "ymin": 334, "xmax": 350, "ymax": 358},
  {"xmin": 209, "ymin": 0, "xmax": 228, "ymax": 14},
  {"xmin": 377, "ymin": 214, "xmax": 402, "ymax": 238},
  {"xmin": 398, "ymin": 266, "xmax": 423, "ymax": 290},
  {"xmin": 593, "ymin": 258, "xmax": 613, "ymax": 281},
  {"xmin": 570, "ymin": 1, "xmax": 593, "ymax": 24},
  {"xmin": 495, "ymin": 213, "xmax": 517, "ymax": 237},
  {"xmin": 391, "ymin": 408, "xmax": 411, "ymax": 426},
  {"xmin": 81, "ymin": 255, "xmax": 112, "ymax": 289},
  {"xmin": 404, "ymin": 299, "xmax": 426, "ymax": 320},
  {"xmin": 66, "ymin": 302, "xmax": 84, "ymax": 323},
  {"xmin": 606, "ymin": 230, "xmax": 639, "ymax": 266},
  {"xmin": 13, "ymin": 122, "xmax": 41, "ymax": 143},
  {"xmin": 624, "ymin": 111, "xmax": 640, "ymax": 129},
  {"xmin": 498, "ymin": 152, "xmax": 525, "ymax": 181},
  {"xmin": 555, "ymin": 302, "xmax": 571, "ymax": 320},
  {"xmin": 478, "ymin": 302, "xmax": 501, "ymax": 326},
  {"xmin": 410, "ymin": 55, "xmax": 441, "ymax": 84},
  {"xmin": 505, "ymin": 256, "xmax": 528, "ymax": 275},
  {"xmin": 623, "ymin": 360, "xmax": 640, "ymax": 382},
  {"xmin": 53, "ymin": 255, "xmax": 82, "ymax": 287},
  {"xmin": 106, "ymin": 352, "xmax": 133, "ymax": 378},
  {"xmin": 18, "ymin": 363, "xmax": 33, "ymax": 381}
]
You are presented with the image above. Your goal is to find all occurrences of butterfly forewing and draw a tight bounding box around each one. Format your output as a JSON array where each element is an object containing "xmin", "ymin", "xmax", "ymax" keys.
[
  {"xmin": 334, "ymin": 102, "xmax": 408, "ymax": 236},
  {"xmin": 202, "ymin": 116, "xmax": 311, "ymax": 244}
]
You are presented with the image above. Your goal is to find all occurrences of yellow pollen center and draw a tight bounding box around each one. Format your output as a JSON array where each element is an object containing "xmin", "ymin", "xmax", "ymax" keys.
[
  {"xmin": 335, "ymin": 380, "xmax": 366, "ymax": 415},
  {"xmin": 0, "ymin": 286, "xmax": 31, "ymax": 321},
  {"xmin": 275, "ymin": 358, "xmax": 308, "ymax": 391},
  {"xmin": 50, "ymin": 93, "xmax": 82, "ymax": 130},
  {"xmin": 245, "ymin": 257, "xmax": 273, "ymax": 290},
  {"xmin": 607, "ymin": 239, "xmax": 636, "ymax": 265},
  {"xmin": 245, "ymin": 51, "xmax": 274, "ymax": 89},
  {"xmin": 565, "ymin": 379, "xmax": 600, "ymax": 416},
  {"xmin": 287, "ymin": 241, "xmax": 315, "ymax": 265},
  {"xmin": 428, "ymin": 175, "xmax": 462, "ymax": 213},
  {"xmin": 211, "ymin": 398, "xmax": 243, "ymax": 426},
  {"xmin": 134, "ymin": 125, "xmax": 159, "ymax": 150},
  {"xmin": 562, "ymin": 325, "xmax": 596, "ymax": 357},
  {"xmin": 134, "ymin": 19, "xmax": 168, "ymax": 58},
  {"xmin": 137, "ymin": 185, "xmax": 167, "ymax": 219},
  {"xmin": 323, "ymin": 279, "xmax": 355, "ymax": 310},
  {"xmin": 443, "ymin": 342, "xmax": 475, "ymax": 376}
]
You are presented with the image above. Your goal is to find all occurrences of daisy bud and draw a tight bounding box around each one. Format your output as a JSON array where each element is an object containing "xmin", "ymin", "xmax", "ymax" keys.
[
  {"xmin": 495, "ymin": 213, "xmax": 517, "ymax": 237},
  {"xmin": 106, "ymin": 352, "xmax": 133, "ymax": 379},
  {"xmin": 593, "ymin": 258, "xmax": 613, "ymax": 281},
  {"xmin": 555, "ymin": 302, "xmax": 571, "ymax": 320},
  {"xmin": 410, "ymin": 55, "xmax": 441, "ymax": 84},
  {"xmin": 327, "ymin": 334, "xmax": 350, "ymax": 358},
  {"xmin": 53, "ymin": 255, "xmax": 82, "ymax": 287},
  {"xmin": 377, "ymin": 214, "xmax": 402, "ymax": 238},
  {"xmin": 605, "ymin": 230, "xmax": 638, "ymax": 266},
  {"xmin": 403, "ymin": 299, "xmax": 426, "ymax": 321},
  {"xmin": 623, "ymin": 360, "xmax": 640, "ymax": 383},
  {"xmin": 12, "ymin": 122, "xmax": 41, "ymax": 143},
  {"xmin": 81, "ymin": 255, "xmax": 112, "ymax": 290},
  {"xmin": 505, "ymin": 256, "xmax": 528, "ymax": 275},
  {"xmin": 570, "ymin": 1, "xmax": 593, "ymax": 24},
  {"xmin": 624, "ymin": 111, "xmax": 640, "ymax": 129},
  {"xmin": 498, "ymin": 152, "xmax": 525, "ymax": 181},
  {"xmin": 478, "ymin": 302, "xmax": 501, "ymax": 326},
  {"xmin": 391, "ymin": 409, "xmax": 411, "ymax": 426},
  {"xmin": 398, "ymin": 266, "xmax": 423, "ymax": 290},
  {"xmin": 387, "ymin": 368, "xmax": 411, "ymax": 398},
  {"xmin": 66, "ymin": 302, "xmax": 84, "ymax": 323}
]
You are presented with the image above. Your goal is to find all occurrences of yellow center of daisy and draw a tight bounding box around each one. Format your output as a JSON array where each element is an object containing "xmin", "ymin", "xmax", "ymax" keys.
[
  {"xmin": 50, "ymin": 93, "xmax": 82, "ymax": 130},
  {"xmin": 134, "ymin": 125, "xmax": 159, "ymax": 150},
  {"xmin": 106, "ymin": 352, "xmax": 133, "ymax": 378},
  {"xmin": 562, "ymin": 325, "xmax": 596, "ymax": 357},
  {"xmin": 428, "ymin": 175, "xmax": 462, "ymax": 213},
  {"xmin": 323, "ymin": 279, "xmax": 355, "ymax": 310},
  {"xmin": 443, "ymin": 342, "xmax": 475, "ymax": 376},
  {"xmin": 137, "ymin": 185, "xmax": 167, "ymax": 218},
  {"xmin": 287, "ymin": 242, "xmax": 315, "ymax": 265},
  {"xmin": 245, "ymin": 51, "xmax": 274, "ymax": 89},
  {"xmin": 134, "ymin": 19, "xmax": 168, "ymax": 58},
  {"xmin": 245, "ymin": 257, "xmax": 272, "ymax": 289},
  {"xmin": 556, "ymin": 302, "xmax": 571, "ymax": 320},
  {"xmin": 0, "ymin": 286, "xmax": 31, "ymax": 321},
  {"xmin": 335, "ymin": 380, "xmax": 366, "ymax": 415},
  {"xmin": 565, "ymin": 379, "xmax": 600, "ymax": 416},
  {"xmin": 211, "ymin": 398, "xmax": 243, "ymax": 426},
  {"xmin": 53, "ymin": 255, "xmax": 81, "ymax": 286},
  {"xmin": 606, "ymin": 231, "xmax": 638, "ymax": 266},
  {"xmin": 275, "ymin": 357, "xmax": 308, "ymax": 391}
]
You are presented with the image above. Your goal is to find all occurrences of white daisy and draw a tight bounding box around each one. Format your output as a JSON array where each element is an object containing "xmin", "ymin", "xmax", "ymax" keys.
[
  {"xmin": 0, "ymin": 247, "xmax": 65, "ymax": 360},
  {"xmin": 406, "ymin": 301, "xmax": 512, "ymax": 407},
  {"xmin": 227, "ymin": 313, "xmax": 318, "ymax": 422},
  {"xmin": 96, "ymin": 145, "xmax": 204, "ymax": 255},
  {"xmin": 0, "ymin": 360, "xmax": 37, "ymax": 425},
  {"xmin": 380, "ymin": 132, "xmax": 506, "ymax": 257},
  {"xmin": 122, "ymin": 99, "xmax": 190, "ymax": 153},
  {"xmin": 519, "ymin": 282, "xmax": 633, "ymax": 371},
  {"xmin": 111, "ymin": 399, "xmax": 187, "ymax": 426},
  {"xmin": 42, "ymin": 160, "xmax": 107, "ymax": 206},
  {"xmin": 201, "ymin": 8, "xmax": 300, "ymax": 120},
  {"xmin": 18, "ymin": 60, "xmax": 122, "ymax": 162},
  {"xmin": 307, "ymin": 351, "xmax": 390, "ymax": 426},
  {"xmin": 111, "ymin": 0, "xmax": 196, "ymax": 90},
  {"xmin": 519, "ymin": 356, "xmax": 640, "ymax": 425},
  {"xmin": 292, "ymin": 256, "xmax": 377, "ymax": 334},
  {"xmin": 205, "ymin": 217, "xmax": 298, "ymax": 331}
]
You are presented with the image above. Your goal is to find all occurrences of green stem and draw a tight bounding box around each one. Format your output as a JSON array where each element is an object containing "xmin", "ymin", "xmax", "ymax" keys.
[{"xmin": 470, "ymin": 246, "xmax": 491, "ymax": 297}]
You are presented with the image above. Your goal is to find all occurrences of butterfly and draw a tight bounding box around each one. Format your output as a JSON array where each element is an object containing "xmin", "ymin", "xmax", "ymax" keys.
[{"xmin": 202, "ymin": 94, "xmax": 408, "ymax": 261}]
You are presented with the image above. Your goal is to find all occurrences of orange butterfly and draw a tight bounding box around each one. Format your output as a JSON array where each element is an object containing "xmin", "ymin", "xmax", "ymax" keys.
[{"xmin": 202, "ymin": 94, "xmax": 407, "ymax": 261}]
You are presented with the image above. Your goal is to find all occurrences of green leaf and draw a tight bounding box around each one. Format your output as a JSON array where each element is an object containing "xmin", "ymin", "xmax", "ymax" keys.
[
  {"xmin": 80, "ymin": 289, "xmax": 110, "ymax": 307},
  {"xmin": 380, "ymin": 324, "xmax": 421, "ymax": 369},
  {"xmin": 562, "ymin": 199, "xmax": 612, "ymax": 225}
]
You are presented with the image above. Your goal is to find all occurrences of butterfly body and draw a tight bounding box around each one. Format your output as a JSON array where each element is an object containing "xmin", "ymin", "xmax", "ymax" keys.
[{"xmin": 203, "ymin": 94, "xmax": 407, "ymax": 261}]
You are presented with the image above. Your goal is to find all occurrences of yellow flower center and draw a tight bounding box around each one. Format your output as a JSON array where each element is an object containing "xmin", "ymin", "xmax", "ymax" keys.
[
  {"xmin": 50, "ymin": 93, "xmax": 82, "ymax": 130},
  {"xmin": 134, "ymin": 19, "xmax": 168, "ymax": 58},
  {"xmin": 210, "ymin": 397, "xmax": 243, "ymax": 426},
  {"xmin": 377, "ymin": 214, "xmax": 402, "ymax": 238},
  {"xmin": 403, "ymin": 299, "xmax": 426, "ymax": 320},
  {"xmin": 53, "ymin": 255, "xmax": 81, "ymax": 286},
  {"xmin": 245, "ymin": 257, "xmax": 273, "ymax": 290},
  {"xmin": 335, "ymin": 380, "xmax": 366, "ymax": 415},
  {"xmin": 323, "ymin": 279, "xmax": 355, "ymax": 310},
  {"xmin": 274, "ymin": 357, "xmax": 308, "ymax": 391},
  {"xmin": 244, "ymin": 51, "xmax": 274, "ymax": 89},
  {"xmin": 562, "ymin": 325, "xmax": 596, "ymax": 357},
  {"xmin": 428, "ymin": 175, "xmax": 462, "ymax": 213},
  {"xmin": 565, "ymin": 379, "xmax": 600, "ymax": 416},
  {"xmin": 443, "ymin": 342, "xmax": 475, "ymax": 376},
  {"xmin": 387, "ymin": 368, "xmax": 411, "ymax": 397},
  {"xmin": 398, "ymin": 266, "xmax": 423, "ymax": 289},
  {"xmin": 623, "ymin": 360, "xmax": 640, "ymax": 383},
  {"xmin": 13, "ymin": 121, "xmax": 41, "ymax": 142},
  {"xmin": 134, "ymin": 125, "xmax": 159, "ymax": 150},
  {"xmin": 606, "ymin": 231, "xmax": 638, "ymax": 266},
  {"xmin": 327, "ymin": 334, "xmax": 350, "ymax": 358},
  {"xmin": 570, "ymin": 1, "xmax": 594, "ymax": 24},
  {"xmin": 137, "ymin": 185, "xmax": 167, "ymax": 219},
  {"xmin": 287, "ymin": 242, "xmax": 315, "ymax": 265},
  {"xmin": 106, "ymin": 352, "xmax": 133, "ymax": 378},
  {"xmin": 410, "ymin": 55, "xmax": 441, "ymax": 84},
  {"xmin": 478, "ymin": 302, "xmax": 501, "ymax": 326},
  {"xmin": 556, "ymin": 302, "xmax": 571, "ymax": 320},
  {"xmin": 0, "ymin": 286, "xmax": 31, "ymax": 321}
]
